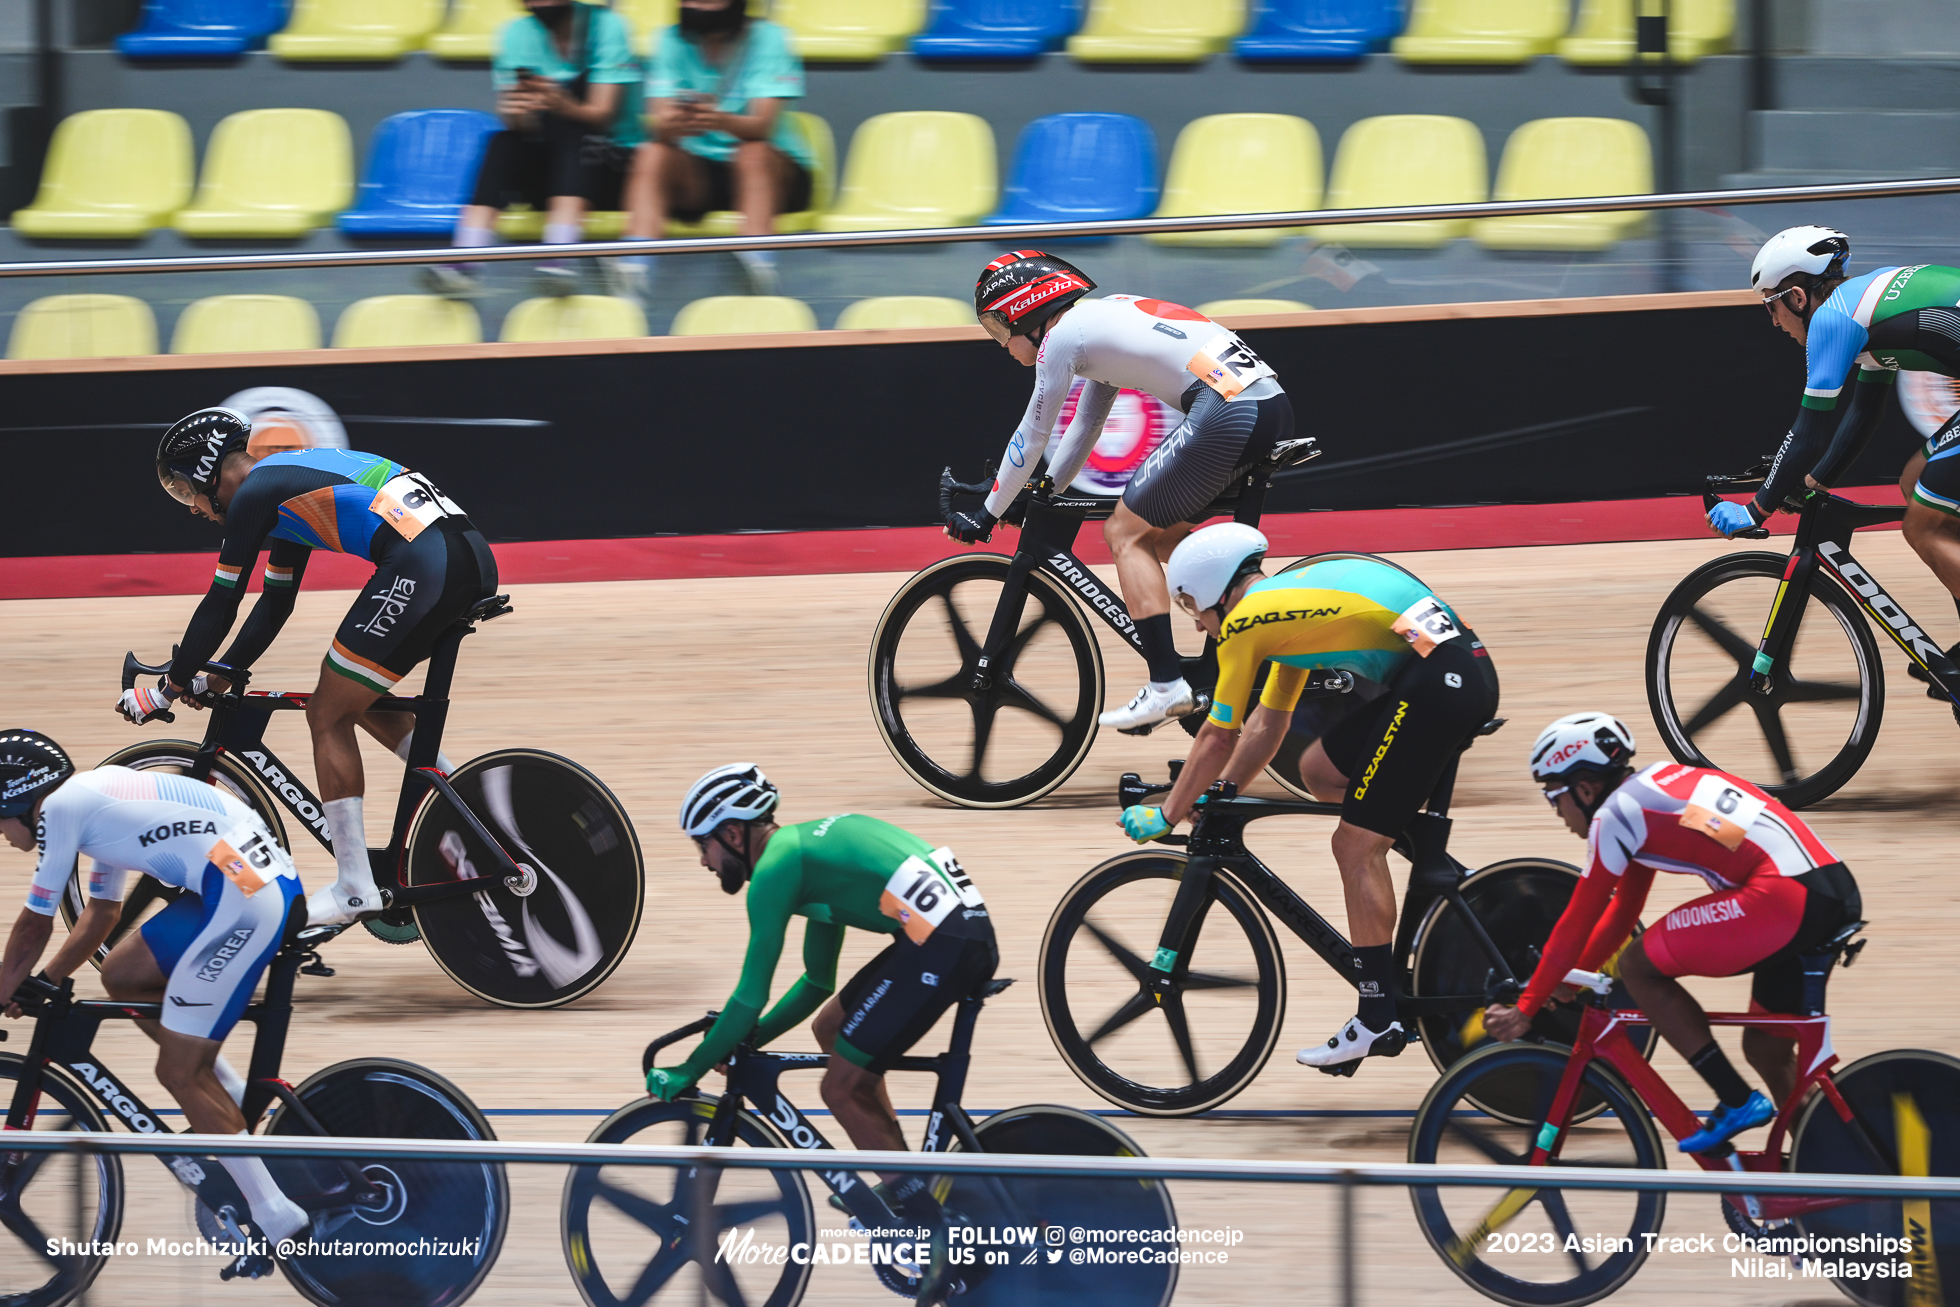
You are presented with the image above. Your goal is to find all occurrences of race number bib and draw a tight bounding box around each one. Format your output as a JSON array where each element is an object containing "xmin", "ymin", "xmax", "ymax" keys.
[
  {"xmin": 207, "ymin": 820, "xmax": 292, "ymax": 897},
  {"xmin": 879, "ymin": 848, "xmax": 985, "ymax": 945},
  {"xmin": 1391, "ymin": 597, "xmax": 1462, "ymax": 657},
  {"xmin": 1679, "ymin": 774, "xmax": 1767, "ymax": 851},
  {"xmin": 1187, "ymin": 333, "xmax": 1276, "ymax": 401},
  {"xmin": 370, "ymin": 472, "xmax": 464, "ymax": 543}
]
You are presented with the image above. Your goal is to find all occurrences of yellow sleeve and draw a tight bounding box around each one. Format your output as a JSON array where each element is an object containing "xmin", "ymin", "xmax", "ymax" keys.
[
  {"xmin": 1258, "ymin": 663, "xmax": 1308, "ymax": 713},
  {"xmin": 1207, "ymin": 635, "xmax": 1257, "ymax": 730}
]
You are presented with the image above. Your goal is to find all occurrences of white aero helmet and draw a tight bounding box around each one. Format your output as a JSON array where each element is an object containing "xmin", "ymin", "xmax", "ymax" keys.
[
  {"xmin": 1166, "ymin": 523, "xmax": 1269, "ymax": 617},
  {"xmin": 680, "ymin": 763, "xmax": 780, "ymax": 837},
  {"xmin": 1529, "ymin": 713, "xmax": 1637, "ymax": 784},
  {"xmin": 1751, "ymin": 225, "xmax": 1851, "ymax": 292}
]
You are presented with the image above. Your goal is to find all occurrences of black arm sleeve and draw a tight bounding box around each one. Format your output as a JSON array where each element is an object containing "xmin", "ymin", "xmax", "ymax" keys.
[
  {"xmin": 1807, "ymin": 372, "xmax": 1896, "ymax": 490},
  {"xmin": 217, "ymin": 540, "xmax": 312, "ymax": 672},
  {"xmin": 1754, "ymin": 403, "xmax": 1840, "ymax": 517},
  {"xmin": 168, "ymin": 481, "xmax": 281, "ymax": 687}
]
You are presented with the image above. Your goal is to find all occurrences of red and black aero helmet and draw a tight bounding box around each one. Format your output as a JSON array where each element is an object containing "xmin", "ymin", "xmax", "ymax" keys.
[{"xmin": 974, "ymin": 250, "xmax": 1096, "ymax": 343}]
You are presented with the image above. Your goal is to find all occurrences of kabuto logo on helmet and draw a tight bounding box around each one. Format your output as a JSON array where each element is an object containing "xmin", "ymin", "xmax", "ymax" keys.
[{"xmin": 987, "ymin": 276, "xmax": 1086, "ymax": 319}]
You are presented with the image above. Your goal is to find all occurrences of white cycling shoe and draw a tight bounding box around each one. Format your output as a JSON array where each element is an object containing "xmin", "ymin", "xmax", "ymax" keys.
[
  {"xmin": 1296, "ymin": 1017, "xmax": 1406, "ymax": 1072},
  {"xmin": 306, "ymin": 880, "xmax": 383, "ymax": 928},
  {"xmin": 1099, "ymin": 678, "xmax": 1195, "ymax": 732}
]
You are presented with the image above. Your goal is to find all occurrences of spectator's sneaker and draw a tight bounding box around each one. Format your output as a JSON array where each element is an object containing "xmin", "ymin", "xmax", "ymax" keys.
[
  {"xmin": 1296, "ymin": 1017, "xmax": 1405, "ymax": 1074},
  {"xmin": 418, "ymin": 264, "xmax": 484, "ymax": 300},
  {"xmin": 1679, "ymin": 1091, "xmax": 1776, "ymax": 1154},
  {"xmin": 604, "ymin": 260, "xmax": 652, "ymax": 307},
  {"xmin": 532, "ymin": 263, "xmax": 578, "ymax": 297},
  {"xmin": 736, "ymin": 250, "xmax": 779, "ymax": 296},
  {"xmin": 1099, "ymin": 678, "xmax": 1195, "ymax": 732}
]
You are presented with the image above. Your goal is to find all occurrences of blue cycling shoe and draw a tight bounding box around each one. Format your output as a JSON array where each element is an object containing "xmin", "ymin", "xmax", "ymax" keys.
[{"xmin": 1679, "ymin": 1091, "xmax": 1776, "ymax": 1153}]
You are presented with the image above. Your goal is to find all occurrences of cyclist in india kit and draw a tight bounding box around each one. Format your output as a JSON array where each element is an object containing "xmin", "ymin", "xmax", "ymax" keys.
[
  {"xmin": 1118, "ymin": 525, "xmax": 1499, "ymax": 1071},
  {"xmin": 128, "ymin": 408, "xmax": 499, "ymax": 928},
  {"xmin": 0, "ymin": 730, "xmax": 312, "ymax": 1249},
  {"xmin": 948, "ymin": 251, "xmax": 1297, "ymax": 734},
  {"xmin": 1485, "ymin": 714, "xmax": 1862, "ymax": 1154}
]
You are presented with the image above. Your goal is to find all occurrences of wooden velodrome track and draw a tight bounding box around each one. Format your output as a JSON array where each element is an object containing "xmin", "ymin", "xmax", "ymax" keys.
[{"xmin": 6, "ymin": 531, "xmax": 1958, "ymax": 1305}]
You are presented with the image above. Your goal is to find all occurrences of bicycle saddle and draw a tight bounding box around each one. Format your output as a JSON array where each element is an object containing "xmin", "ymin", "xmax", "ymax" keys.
[
  {"xmin": 1820, "ymin": 920, "xmax": 1868, "ymax": 966},
  {"xmin": 1265, "ymin": 437, "xmax": 1321, "ymax": 472},
  {"xmin": 1477, "ymin": 718, "xmax": 1506, "ymax": 736},
  {"xmin": 977, "ymin": 977, "xmax": 1016, "ymax": 999},
  {"xmin": 467, "ymin": 595, "xmax": 514, "ymax": 624}
]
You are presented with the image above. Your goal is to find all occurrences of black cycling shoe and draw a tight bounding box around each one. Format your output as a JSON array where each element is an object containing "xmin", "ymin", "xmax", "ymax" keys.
[
  {"xmin": 1906, "ymin": 646, "xmax": 1960, "ymax": 724},
  {"xmin": 914, "ymin": 1212, "xmax": 984, "ymax": 1306}
]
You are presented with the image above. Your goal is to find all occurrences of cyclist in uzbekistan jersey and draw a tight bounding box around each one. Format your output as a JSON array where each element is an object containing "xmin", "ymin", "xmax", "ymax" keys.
[
  {"xmin": 1116, "ymin": 525, "xmax": 1499, "ymax": 1070},
  {"xmin": 1485, "ymin": 714, "xmax": 1862, "ymax": 1153},
  {"xmin": 947, "ymin": 251, "xmax": 1297, "ymax": 733},
  {"xmin": 127, "ymin": 408, "xmax": 499, "ymax": 927},
  {"xmin": 0, "ymin": 730, "xmax": 312, "ymax": 1262}
]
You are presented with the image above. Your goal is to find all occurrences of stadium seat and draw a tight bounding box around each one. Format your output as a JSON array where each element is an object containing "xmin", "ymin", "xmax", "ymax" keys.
[
  {"xmin": 1147, "ymin": 113, "xmax": 1320, "ymax": 248},
  {"xmin": 339, "ymin": 110, "xmax": 501, "ymax": 236},
  {"xmin": 174, "ymin": 109, "xmax": 355, "ymax": 237},
  {"xmin": 1473, "ymin": 117, "xmax": 1652, "ymax": 251},
  {"xmin": 671, "ymin": 295, "xmax": 818, "ymax": 335},
  {"xmin": 1234, "ymin": 0, "xmax": 1402, "ymax": 61},
  {"xmin": 500, "ymin": 294, "xmax": 648, "ymax": 341},
  {"xmin": 986, "ymin": 113, "xmax": 1157, "ymax": 227},
  {"xmin": 773, "ymin": 0, "xmax": 927, "ymax": 60},
  {"xmin": 1068, "ymin": 0, "xmax": 1244, "ymax": 62},
  {"xmin": 332, "ymin": 295, "xmax": 482, "ymax": 347},
  {"xmin": 1559, "ymin": 0, "xmax": 1734, "ymax": 64},
  {"xmin": 1391, "ymin": 0, "xmax": 1565, "ymax": 63},
  {"xmin": 269, "ymin": 0, "xmax": 443, "ymax": 60},
  {"xmin": 6, "ymin": 295, "xmax": 158, "ymax": 360},
  {"xmin": 427, "ymin": 0, "xmax": 525, "ymax": 60},
  {"xmin": 1308, "ymin": 114, "xmax": 1485, "ymax": 248},
  {"xmin": 912, "ymin": 0, "xmax": 1080, "ymax": 60},
  {"xmin": 1196, "ymin": 297, "xmax": 1313, "ymax": 315},
  {"xmin": 116, "ymin": 0, "xmax": 289, "ymax": 59},
  {"xmin": 836, "ymin": 296, "xmax": 974, "ymax": 329},
  {"xmin": 170, "ymin": 295, "xmax": 322, "ymax": 353},
  {"xmin": 10, "ymin": 110, "xmax": 194, "ymax": 237},
  {"xmin": 816, "ymin": 112, "xmax": 997, "ymax": 232},
  {"xmin": 667, "ymin": 112, "xmax": 837, "ymax": 235}
]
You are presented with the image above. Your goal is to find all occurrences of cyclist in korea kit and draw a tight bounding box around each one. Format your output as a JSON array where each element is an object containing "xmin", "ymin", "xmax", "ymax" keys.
[
  {"xmin": 948, "ymin": 251, "xmax": 1297, "ymax": 733},
  {"xmin": 1485, "ymin": 714, "xmax": 1862, "ymax": 1153},
  {"xmin": 128, "ymin": 408, "xmax": 499, "ymax": 928},
  {"xmin": 0, "ymin": 730, "xmax": 312, "ymax": 1251},
  {"xmin": 1117, "ymin": 524, "xmax": 1499, "ymax": 1071}
]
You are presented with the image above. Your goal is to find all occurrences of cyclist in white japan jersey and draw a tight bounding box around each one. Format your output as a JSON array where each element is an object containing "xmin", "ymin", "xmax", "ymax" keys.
[
  {"xmin": 0, "ymin": 731, "xmax": 310, "ymax": 1243},
  {"xmin": 950, "ymin": 252, "xmax": 1297, "ymax": 732}
]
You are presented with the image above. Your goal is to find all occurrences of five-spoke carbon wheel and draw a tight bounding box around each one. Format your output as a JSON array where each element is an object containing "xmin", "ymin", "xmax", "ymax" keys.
[
  {"xmin": 870, "ymin": 554, "xmax": 1103, "ymax": 808},
  {"xmin": 1647, "ymin": 551, "xmax": 1882, "ymax": 808}
]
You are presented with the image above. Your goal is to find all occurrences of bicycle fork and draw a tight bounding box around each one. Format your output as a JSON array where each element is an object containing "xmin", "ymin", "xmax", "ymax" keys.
[{"xmin": 1748, "ymin": 545, "xmax": 1824, "ymax": 694}]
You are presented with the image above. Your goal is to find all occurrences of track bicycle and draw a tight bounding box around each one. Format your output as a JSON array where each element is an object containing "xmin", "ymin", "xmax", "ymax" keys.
[
  {"xmin": 1409, "ymin": 924, "xmax": 1960, "ymax": 1307},
  {"xmin": 1037, "ymin": 728, "xmax": 1657, "ymax": 1118},
  {"xmin": 1647, "ymin": 467, "xmax": 1960, "ymax": 807},
  {"xmin": 561, "ymin": 978, "xmax": 1179, "ymax": 1307},
  {"xmin": 62, "ymin": 594, "xmax": 645, "ymax": 1008},
  {"xmin": 869, "ymin": 436, "xmax": 1322, "ymax": 809},
  {"xmin": 2, "ymin": 919, "xmax": 507, "ymax": 1307}
]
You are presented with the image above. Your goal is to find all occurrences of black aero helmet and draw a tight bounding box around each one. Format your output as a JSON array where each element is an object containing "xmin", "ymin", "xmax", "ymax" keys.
[
  {"xmin": 156, "ymin": 407, "xmax": 253, "ymax": 515},
  {"xmin": 0, "ymin": 728, "xmax": 74, "ymax": 821},
  {"xmin": 974, "ymin": 250, "xmax": 1096, "ymax": 344}
]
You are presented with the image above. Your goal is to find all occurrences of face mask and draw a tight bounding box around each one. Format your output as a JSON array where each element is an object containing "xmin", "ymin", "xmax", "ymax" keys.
[{"xmin": 680, "ymin": 2, "xmax": 746, "ymax": 35}]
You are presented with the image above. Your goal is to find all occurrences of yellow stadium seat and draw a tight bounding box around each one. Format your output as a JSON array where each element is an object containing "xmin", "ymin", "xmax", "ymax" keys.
[
  {"xmin": 670, "ymin": 295, "xmax": 818, "ymax": 335},
  {"xmin": 1559, "ymin": 0, "xmax": 1734, "ymax": 64},
  {"xmin": 1196, "ymin": 298, "xmax": 1314, "ymax": 316},
  {"xmin": 1068, "ymin": 0, "xmax": 1245, "ymax": 62},
  {"xmin": 773, "ymin": 0, "xmax": 926, "ymax": 60},
  {"xmin": 1392, "ymin": 0, "xmax": 1565, "ymax": 63},
  {"xmin": 427, "ymin": 0, "xmax": 526, "ymax": 60},
  {"xmin": 1474, "ymin": 117, "xmax": 1653, "ymax": 251},
  {"xmin": 816, "ymin": 112, "xmax": 996, "ymax": 232},
  {"xmin": 173, "ymin": 110, "xmax": 355, "ymax": 238},
  {"xmin": 171, "ymin": 295, "xmax": 322, "ymax": 354},
  {"xmin": 11, "ymin": 110, "xmax": 193, "ymax": 238},
  {"xmin": 835, "ymin": 296, "xmax": 974, "ymax": 329},
  {"xmin": 7, "ymin": 295, "xmax": 157, "ymax": 360},
  {"xmin": 333, "ymin": 295, "xmax": 483, "ymax": 348},
  {"xmin": 270, "ymin": 0, "xmax": 445, "ymax": 60},
  {"xmin": 500, "ymin": 294, "xmax": 648, "ymax": 341},
  {"xmin": 1308, "ymin": 114, "xmax": 1486, "ymax": 249},
  {"xmin": 1147, "ymin": 114, "xmax": 1320, "ymax": 248},
  {"xmin": 667, "ymin": 112, "xmax": 837, "ymax": 236}
]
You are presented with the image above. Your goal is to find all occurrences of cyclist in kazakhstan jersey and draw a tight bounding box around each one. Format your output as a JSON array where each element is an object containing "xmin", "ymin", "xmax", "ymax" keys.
[
  {"xmin": 948, "ymin": 251, "xmax": 1297, "ymax": 733},
  {"xmin": 1117, "ymin": 525, "xmax": 1499, "ymax": 1071},
  {"xmin": 0, "ymin": 730, "xmax": 312, "ymax": 1266},
  {"xmin": 129, "ymin": 408, "xmax": 499, "ymax": 928}
]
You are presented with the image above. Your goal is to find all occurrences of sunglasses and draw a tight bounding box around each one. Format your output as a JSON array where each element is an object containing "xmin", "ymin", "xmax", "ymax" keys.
[
  {"xmin": 1541, "ymin": 785, "xmax": 1571, "ymax": 808},
  {"xmin": 1761, "ymin": 286, "xmax": 1801, "ymax": 317}
]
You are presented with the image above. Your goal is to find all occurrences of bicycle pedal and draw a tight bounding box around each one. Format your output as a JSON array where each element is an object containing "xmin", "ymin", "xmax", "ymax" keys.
[
  {"xmin": 1115, "ymin": 721, "xmax": 1160, "ymax": 737},
  {"xmin": 1316, "ymin": 1060, "xmax": 1361, "ymax": 1078},
  {"xmin": 219, "ymin": 1252, "xmax": 274, "ymax": 1281}
]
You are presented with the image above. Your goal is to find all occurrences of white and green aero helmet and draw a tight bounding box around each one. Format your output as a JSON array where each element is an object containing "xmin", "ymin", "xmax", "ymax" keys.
[
  {"xmin": 1166, "ymin": 522, "xmax": 1269, "ymax": 617},
  {"xmin": 679, "ymin": 763, "xmax": 779, "ymax": 837},
  {"xmin": 1750, "ymin": 225, "xmax": 1850, "ymax": 292}
]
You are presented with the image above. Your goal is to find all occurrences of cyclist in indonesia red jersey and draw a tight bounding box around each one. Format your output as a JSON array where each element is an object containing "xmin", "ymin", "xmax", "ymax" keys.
[
  {"xmin": 1484, "ymin": 714, "xmax": 1863, "ymax": 1153},
  {"xmin": 126, "ymin": 408, "xmax": 499, "ymax": 927},
  {"xmin": 947, "ymin": 251, "xmax": 1297, "ymax": 732}
]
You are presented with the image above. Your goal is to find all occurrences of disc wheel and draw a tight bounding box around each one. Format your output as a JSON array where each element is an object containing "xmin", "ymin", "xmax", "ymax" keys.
[
  {"xmin": 870, "ymin": 553, "xmax": 1103, "ymax": 809},
  {"xmin": 405, "ymin": 749, "xmax": 644, "ymax": 1008},
  {"xmin": 0, "ymin": 1054, "xmax": 124, "ymax": 1307},
  {"xmin": 562, "ymin": 1096, "xmax": 814, "ymax": 1307},
  {"xmin": 1647, "ymin": 551, "xmax": 1882, "ymax": 808},
  {"xmin": 1039, "ymin": 851, "xmax": 1284, "ymax": 1116},
  {"xmin": 1408, "ymin": 1042, "xmax": 1665, "ymax": 1307},
  {"xmin": 59, "ymin": 740, "xmax": 288, "ymax": 968}
]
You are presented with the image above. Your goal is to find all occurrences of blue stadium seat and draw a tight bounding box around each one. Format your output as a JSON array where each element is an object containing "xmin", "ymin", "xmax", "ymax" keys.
[
  {"xmin": 912, "ymin": 0, "xmax": 1080, "ymax": 60},
  {"xmin": 985, "ymin": 113, "xmax": 1157, "ymax": 227},
  {"xmin": 338, "ymin": 109, "xmax": 501, "ymax": 237},
  {"xmin": 117, "ymin": 0, "xmax": 288, "ymax": 59},
  {"xmin": 1235, "ymin": 0, "xmax": 1402, "ymax": 60}
]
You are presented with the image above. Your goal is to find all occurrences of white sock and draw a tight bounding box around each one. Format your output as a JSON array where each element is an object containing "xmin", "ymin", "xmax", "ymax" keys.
[
  {"xmin": 219, "ymin": 1135, "xmax": 308, "ymax": 1242},
  {"xmin": 616, "ymin": 255, "xmax": 648, "ymax": 271},
  {"xmin": 213, "ymin": 1054, "xmax": 246, "ymax": 1106},
  {"xmin": 323, "ymin": 797, "xmax": 373, "ymax": 892},
  {"xmin": 453, "ymin": 223, "xmax": 496, "ymax": 249},
  {"xmin": 543, "ymin": 222, "xmax": 582, "ymax": 245},
  {"xmin": 391, "ymin": 730, "xmax": 455, "ymax": 776},
  {"xmin": 1147, "ymin": 678, "xmax": 1186, "ymax": 693}
]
